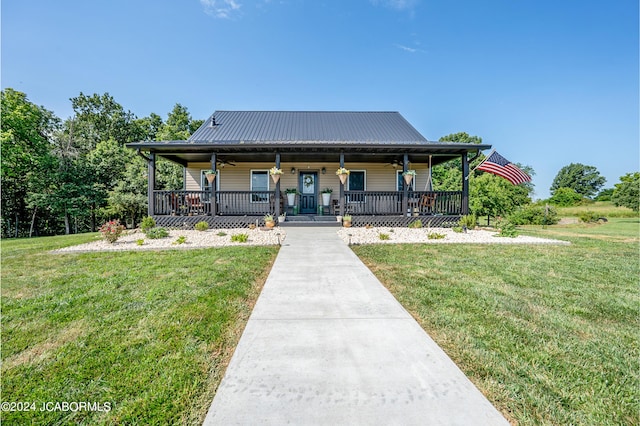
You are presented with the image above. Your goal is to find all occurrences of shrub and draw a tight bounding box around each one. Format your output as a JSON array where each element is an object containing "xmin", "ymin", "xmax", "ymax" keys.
[
  {"xmin": 459, "ymin": 214, "xmax": 477, "ymax": 229},
  {"xmin": 216, "ymin": 231, "xmax": 227, "ymax": 237},
  {"xmin": 194, "ymin": 221, "xmax": 209, "ymax": 231},
  {"xmin": 452, "ymin": 226, "xmax": 464, "ymax": 233},
  {"xmin": 549, "ymin": 187, "xmax": 583, "ymax": 207},
  {"xmin": 495, "ymin": 219, "xmax": 518, "ymax": 237},
  {"xmin": 99, "ymin": 220, "xmax": 125, "ymax": 243},
  {"xmin": 140, "ymin": 216, "xmax": 156, "ymax": 233},
  {"xmin": 427, "ymin": 232, "xmax": 446, "ymax": 240},
  {"xmin": 509, "ymin": 203, "xmax": 559, "ymax": 226},
  {"xmin": 379, "ymin": 233, "xmax": 390, "ymax": 240},
  {"xmin": 145, "ymin": 227, "xmax": 169, "ymax": 239},
  {"xmin": 136, "ymin": 239, "xmax": 145, "ymax": 246},
  {"xmin": 578, "ymin": 211, "xmax": 602, "ymax": 223},
  {"xmin": 173, "ymin": 235, "xmax": 187, "ymax": 245},
  {"xmin": 408, "ymin": 220, "xmax": 422, "ymax": 228},
  {"xmin": 231, "ymin": 233, "xmax": 249, "ymax": 243}
]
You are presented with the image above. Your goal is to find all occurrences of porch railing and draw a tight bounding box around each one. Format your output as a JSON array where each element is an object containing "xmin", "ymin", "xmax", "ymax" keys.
[
  {"xmin": 153, "ymin": 190, "xmax": 463, "ymax": 216},
  {"xmin": 342, "ymin": 191, "xmax": 463, "ymax": 215},
  {"xmin": 153, "ymin": 190, "xmax": 277, "ymax": 216}
]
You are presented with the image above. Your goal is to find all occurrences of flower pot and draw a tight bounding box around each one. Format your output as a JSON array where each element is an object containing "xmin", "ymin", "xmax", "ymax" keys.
[
  {"xmin": 343, "ymin": 221, "xmax": 352, "ymax": 228},
  {"xmin": 271, "ymin": 174, "xmax": 281, "ymax": 184},
  {"xmin": 338, "ymin": 174, "xmax": 348, "ymax": 185},
  {"xmin": 287, "ymin": 193, "xmax": 296, "ymax": 206},
  {"xmin": 404, "ymin": 174, "xmax": 414, "ymax": 185},
  {"xmin": 206, "ymin": 173, "xmax": 216, "ymax": 184},
  {"xmin": 322, "ymin": 193, "xmax": 331, "ymax": 206},
  {"xmin": 265, "ymin": 221, "xmax": 275, "ymax": 229}
]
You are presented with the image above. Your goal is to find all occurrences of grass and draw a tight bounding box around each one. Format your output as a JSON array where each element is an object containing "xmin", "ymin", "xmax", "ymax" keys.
[
  {"xmin": 556, "ymin": 201, "xmax": 637, "ymax": 218},
  {"xmin": 353, "ymin": 217, "xmax": 639, "ymax": 425},
  {"xmin": 1, "ymin": 234, "xmax": 278, "ymax": 424}
]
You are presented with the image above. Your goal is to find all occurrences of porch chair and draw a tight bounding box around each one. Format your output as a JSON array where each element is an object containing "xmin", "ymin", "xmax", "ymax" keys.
[
  {"xmin": 186, "ymin": 195, "xmax": 205, "ymax": 215},
  {"xmin": 419, "ymin": 194, "xmax": 437, "ymax": 214}
]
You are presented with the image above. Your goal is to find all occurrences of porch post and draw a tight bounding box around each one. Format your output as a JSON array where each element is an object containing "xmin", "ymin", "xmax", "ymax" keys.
[
  {"xmin": 462, "ymin": 152, "xmax": 469, "ymax": 215},
  {"xmin": 210, "ymin": 153, "xmax": 217, "ymax": 216},
  {"xmin": 402, "ymin": 153, "xmax": 409, "ymax": 217},
  {"xmin": 339, "ymin": 152, "xmax": 345, "ymax": 216},
  {"xmin": 275, "ymin": 153, "xmax": 281, "ymax": 218},
  {"xmin": 148, "ymin": 152, "xmax": 156, "ymax": 216}
]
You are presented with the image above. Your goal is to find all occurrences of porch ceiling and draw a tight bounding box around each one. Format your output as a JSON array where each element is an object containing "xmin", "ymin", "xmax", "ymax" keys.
[{"xmin": 128, "ymin": 142, "xmax": 491, "ymax": 166}]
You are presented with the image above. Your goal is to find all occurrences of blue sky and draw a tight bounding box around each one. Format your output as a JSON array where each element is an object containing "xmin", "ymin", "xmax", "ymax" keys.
[{"xmin": 2, "ymin": 0, "xmax": 638, "ymax": 198}]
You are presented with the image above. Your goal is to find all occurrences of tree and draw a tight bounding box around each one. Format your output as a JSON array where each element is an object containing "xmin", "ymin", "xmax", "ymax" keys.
[
  {"xmin": 469, "ymin": 173, "xmax": 532, "ymax": 219},
  {"xmin": 548, "ymin": 187, "xmax": 583, "ymax": 206},
  {"xmin": 1, "ymin": 89, "xmax": 59, "ymax": 237},
  {"xmin": 611, "ymin": 172, "xmax": 639, "ymax": 211},
  {"xmin": 550, "ymin": 163, "xmax": 606, "ymax": 198},
  {"xmin": 432, "ymin": 132, "xmax": 483, "ymax": 191}
]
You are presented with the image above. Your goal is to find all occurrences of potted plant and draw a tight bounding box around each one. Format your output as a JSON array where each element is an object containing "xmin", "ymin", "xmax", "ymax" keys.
[
  {"xmin": 284, "ymin": 188, "xmax": 297, "ymax": 206},
  {"xmin": 269, "ymin": 166, "xmax": 284, "ymax": 184},
  {"xmin": 321, "ymin": 188, "xmax": 332, "ymax": 206},
  {"xmin": 264, "ymin": 214, "xmax": 276, "ymax": 229},
  {"xmin": 336, "ymin": 167, "xmax": 350, "ymax": 185},
  {"xmin": 204, "ymin": 170, "xmax": 217, "ymax": 184},
  {"xmin": 342, "ymin": 214, "xmax": 352, "ymax": 228},
  {"xmin": 278, "ymin": 213, "xmax": 286, "ymax": 223},
  {"xmin": 402, "ymin": 170, "xmax": 416, "ymax": 185}
]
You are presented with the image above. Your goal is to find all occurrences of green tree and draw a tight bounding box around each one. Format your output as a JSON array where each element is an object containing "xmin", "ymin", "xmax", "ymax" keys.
[
  {"xmin": 1, "ymin": 89, "xmax": 59, "ymax": 237},
  {"xmin": 548, "ymin": 187, "xmax": 583, "ymax": 206},
  {"xmin": 469, "ymin": 173, "xmax": 532, "ymax": 220},
  {"xmin": 611, "ymin": 172, "xmax": 639, "ymax": 211},
  {"xmin": 432, "ymin": 132, "xmax": 483, "ymax": 191},
  {"xmin": 550, "ymin": 163, "xmax": 606, "ymax": 198}
]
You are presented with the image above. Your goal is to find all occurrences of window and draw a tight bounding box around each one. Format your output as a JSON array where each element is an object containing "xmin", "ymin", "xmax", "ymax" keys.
[
  {"xmin": 347, "ymin": 170, "xmax": 366, "ymax": 202},
  {"xmin": 251, "ymin": 170, "xmax": 269, "ymax": 202},
  {"xmin": 397, "ymin": 170, "xmax": 415, "ymax": 191}
]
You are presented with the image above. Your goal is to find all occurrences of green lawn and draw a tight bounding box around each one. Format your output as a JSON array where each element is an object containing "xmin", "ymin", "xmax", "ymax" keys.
[
  {"xmin": 1, "ymin": 234, "xmax": 278, "ymax": 424},
  {"xmin": 353, "ymin": 218, "xmax": 639, "ymax": 425}
]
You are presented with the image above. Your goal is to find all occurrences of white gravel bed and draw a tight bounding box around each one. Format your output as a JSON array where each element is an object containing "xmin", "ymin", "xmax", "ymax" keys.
[
  {"xmin": 52, "ymin": 228, "xmax": 286, "ymax": 253},
  {"xmin": 337, "ymin": 227, "xmax": 570, "ymax": 245}
]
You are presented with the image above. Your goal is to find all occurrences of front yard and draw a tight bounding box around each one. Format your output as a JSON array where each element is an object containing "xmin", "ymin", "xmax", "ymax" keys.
[{"xmin": 1, "ymin": 234, "xmax": 278, "ymax": 424}]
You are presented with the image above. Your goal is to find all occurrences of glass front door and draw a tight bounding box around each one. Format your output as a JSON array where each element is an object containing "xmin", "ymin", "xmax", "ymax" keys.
[{"xmin": 299, "ymin": 172, "xmax": 317, "ymax": 214}]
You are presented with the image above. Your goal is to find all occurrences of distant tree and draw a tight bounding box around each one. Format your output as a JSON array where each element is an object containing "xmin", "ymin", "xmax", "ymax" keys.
[
  {"xmin": 594, "ymin": 188, "xmax": 614, "ymax": 201},
  {"xmin": 432, "ymin": 132, "xmax": 483, "ymax": 191},
  {"xmin": 611, "ymin": 172, "xmax": 639, "ymax": 211},
  {"xmin": 134, "ymin": 113, "xmax": 164, "ymax": 141},
  {"xmin": 548, "ymin": 187, "xmax": 583, "ymax": 206},
  {"xmin": 550, "ymin": 163, "xmax": 605, "ymax": 198},
  {"xmin": 1, "ymin": 88, "xmax": 60, "ymax": 237},
  {"xmin": 469, "ymin": 173, "xmax": 532, "ymax": 219}
]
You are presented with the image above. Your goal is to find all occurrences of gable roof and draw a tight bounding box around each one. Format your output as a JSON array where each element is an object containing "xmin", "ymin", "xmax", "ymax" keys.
[{"xmin": 189, "ymin": 111, "xmax": 429, "ymax": 145}]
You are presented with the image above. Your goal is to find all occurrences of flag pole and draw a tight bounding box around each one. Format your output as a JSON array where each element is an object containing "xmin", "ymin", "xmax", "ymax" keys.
[{"xmin": 468, "ymin": 148, "xmax": 495, "ymax": 176}]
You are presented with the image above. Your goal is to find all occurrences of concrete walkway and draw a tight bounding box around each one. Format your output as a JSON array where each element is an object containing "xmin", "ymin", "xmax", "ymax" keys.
[{"xmin": 203, "ymin": 227, "xmax": 509, "ymax": 425}]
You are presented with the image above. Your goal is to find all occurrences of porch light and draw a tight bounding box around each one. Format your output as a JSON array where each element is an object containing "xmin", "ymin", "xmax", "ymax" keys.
[
  {"xmin": 290, "ymin": 167, "xmax": 296, "ymax": 174},
  {"xmin": 321, "ymin": 167, "xmax": 326, "ymax": 174}
]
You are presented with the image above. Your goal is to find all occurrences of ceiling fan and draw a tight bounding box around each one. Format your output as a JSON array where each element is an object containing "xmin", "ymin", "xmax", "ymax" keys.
[{"xmin": 217, "ymin": 159, "xmax": 236, "ymax": 167}]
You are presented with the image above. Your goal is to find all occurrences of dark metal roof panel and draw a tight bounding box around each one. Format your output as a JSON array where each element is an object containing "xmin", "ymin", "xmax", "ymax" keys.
[{"xmin": 188, "ymin": 111, "xmax": 430, "ymax": 144}]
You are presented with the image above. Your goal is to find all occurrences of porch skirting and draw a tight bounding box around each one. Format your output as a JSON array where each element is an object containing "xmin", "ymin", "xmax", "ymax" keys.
[{"xmin": 152, "ymin": 215, "xmax": 463, "ymax": 230}]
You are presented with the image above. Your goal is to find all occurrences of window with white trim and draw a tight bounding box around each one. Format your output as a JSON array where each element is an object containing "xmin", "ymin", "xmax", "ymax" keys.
[
  {"xmin": 397, "ymin": 170, "xmax": 415, "ymax": 191},
  {"xmin": 200, "ymin": 170, "xmax": 220, "ymax": 191},
  {"xmin": 251, "ymin": 170, "xmax": 270, "ymax": 202}
]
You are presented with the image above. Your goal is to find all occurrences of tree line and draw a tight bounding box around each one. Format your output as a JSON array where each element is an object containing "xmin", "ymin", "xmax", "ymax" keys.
[{"xmin": 2, "ymin": 89, "xmax": 637, "ymax": 238}]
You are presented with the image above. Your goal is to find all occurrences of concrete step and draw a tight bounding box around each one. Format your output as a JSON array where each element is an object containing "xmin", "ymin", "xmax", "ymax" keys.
[{"xmin": 280, "ymin": 215, "xmax": 341, "ymax": 227}]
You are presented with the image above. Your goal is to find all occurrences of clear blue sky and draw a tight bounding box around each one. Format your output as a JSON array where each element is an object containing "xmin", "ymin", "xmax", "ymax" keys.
[{"xmin": 2, "ymin": 0, "xmax": 638, "ymax": 198}]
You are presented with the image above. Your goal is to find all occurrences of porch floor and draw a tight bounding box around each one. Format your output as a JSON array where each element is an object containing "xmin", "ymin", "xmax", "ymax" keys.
[{"xmin": 281, "ymin": 215, "xmax": 341, "ymax": 227}]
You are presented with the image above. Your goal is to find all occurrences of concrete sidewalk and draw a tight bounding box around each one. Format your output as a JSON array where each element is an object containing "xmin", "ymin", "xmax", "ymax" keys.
[{"xmin": 203, "ymin": 227, "xmax": 509, "ymax": 425}]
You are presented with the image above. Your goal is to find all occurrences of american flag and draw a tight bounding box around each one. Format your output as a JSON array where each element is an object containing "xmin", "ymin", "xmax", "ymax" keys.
[{"xmin": 477, "ymin": 151, "xmax": 531, "ymax": 185}]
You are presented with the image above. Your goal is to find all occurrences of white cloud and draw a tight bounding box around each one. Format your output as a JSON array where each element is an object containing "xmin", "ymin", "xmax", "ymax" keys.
[
  {"xmin": 200, "ymin": 0, "xmax": 242, "ymax": 19},
  {"xmin": 395, "ymin": 44, "xmax": 425, "ymax": 54},
  {"xmin": 370, "ymin": 0, "xmax": 419, "ymax": 11}
]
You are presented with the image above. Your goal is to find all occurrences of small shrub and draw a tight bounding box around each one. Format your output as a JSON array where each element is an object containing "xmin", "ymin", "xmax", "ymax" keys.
[
  {"xmin": 231, "ymin": 233, "xmax": 249, "ymax": 243},
  {"xmin": 140, "ymin": 216, "xmax": 156, "ymax": 233},
  {"xmin": 408, "ymin": 220, "xmax": 422, "ymax": 228},
  {"xmin": 509, "ymin": 203, "xmax": 560, "ymax": 226},
  {"xmin": 136, "ymin": 239, "xmax": 145, "ymax": 246},
  {"xmin": 146, "ymin": 227, "xmax": 169, "ymax": 239},
  {"xmin": 579, "ymin": 211, "xmax": 602, "ymax": 223},
  {"xmin": 459, "ymin": 214, "xmax": 477, "ymax": 229},
  {"xmin": 174, "ymin": 235, "xmax": 187, "ymax": 245},
  {"xmin": 379, "ymin": 233, "xmax": 390, "ymax": 240},
  {"xmin": 427, "ymin": 232, "xmax": 446, "ymax": 240},
  {"xmin": 549, "ymin": 187, "xmax": 583, "ymax": 207},
  {"xmin": 495, "ymin": 220, "xmax": 518, "ymax": 237},
  {"xmin": 100, "ymin": 220, "xmax": 125, "ymax": 243},
  {"xmin": 195, "ymin": 221, "xmax": 209, "ymax": 231},
  {"xmin": 452, "ymin": 226, "xmax": 464, "ymax": 233},
  {"xmin": 216, "ymin": 231, "xmax": 227, "ymax": 237}
]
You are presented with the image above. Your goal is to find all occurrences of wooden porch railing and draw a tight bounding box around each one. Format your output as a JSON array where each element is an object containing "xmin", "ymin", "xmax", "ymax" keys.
[
  {"xmin": 153, "ymin": 190, "xmax": 463, "ymax": 216},
  {"xmin": 153, "ymin": 190, "xmax": 277, "ymax": 216},
  {"xmin": 342, "ymin": 191, "xmax": 463, "ymax": 215}
]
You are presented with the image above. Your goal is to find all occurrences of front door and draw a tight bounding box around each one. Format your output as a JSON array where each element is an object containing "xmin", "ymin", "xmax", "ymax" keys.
[{"xmin": 299, "ymin": 172, "xmax": 317, "ymax": 214}]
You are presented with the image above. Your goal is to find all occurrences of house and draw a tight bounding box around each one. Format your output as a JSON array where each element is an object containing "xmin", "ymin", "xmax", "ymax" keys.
[{"xmin": 127, "ymin": 111, "xmax": 491, "ymax": 227}]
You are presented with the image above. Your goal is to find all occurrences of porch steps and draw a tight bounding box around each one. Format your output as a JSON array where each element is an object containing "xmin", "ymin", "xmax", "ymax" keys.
[{"xmin": 280, "ymin": 215, "xmax": 341, "ymax": 227}]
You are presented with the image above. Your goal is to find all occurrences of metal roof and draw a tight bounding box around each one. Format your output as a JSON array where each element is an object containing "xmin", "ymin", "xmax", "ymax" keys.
[{"xmin": 188, "ymin": 111, "xmax": 430, "ymax": 144}]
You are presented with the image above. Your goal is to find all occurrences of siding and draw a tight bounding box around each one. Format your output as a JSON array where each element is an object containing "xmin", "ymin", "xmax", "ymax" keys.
[{"xmin": 186, "ymin": 162, "xmax": 432, "ymax": 192}]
